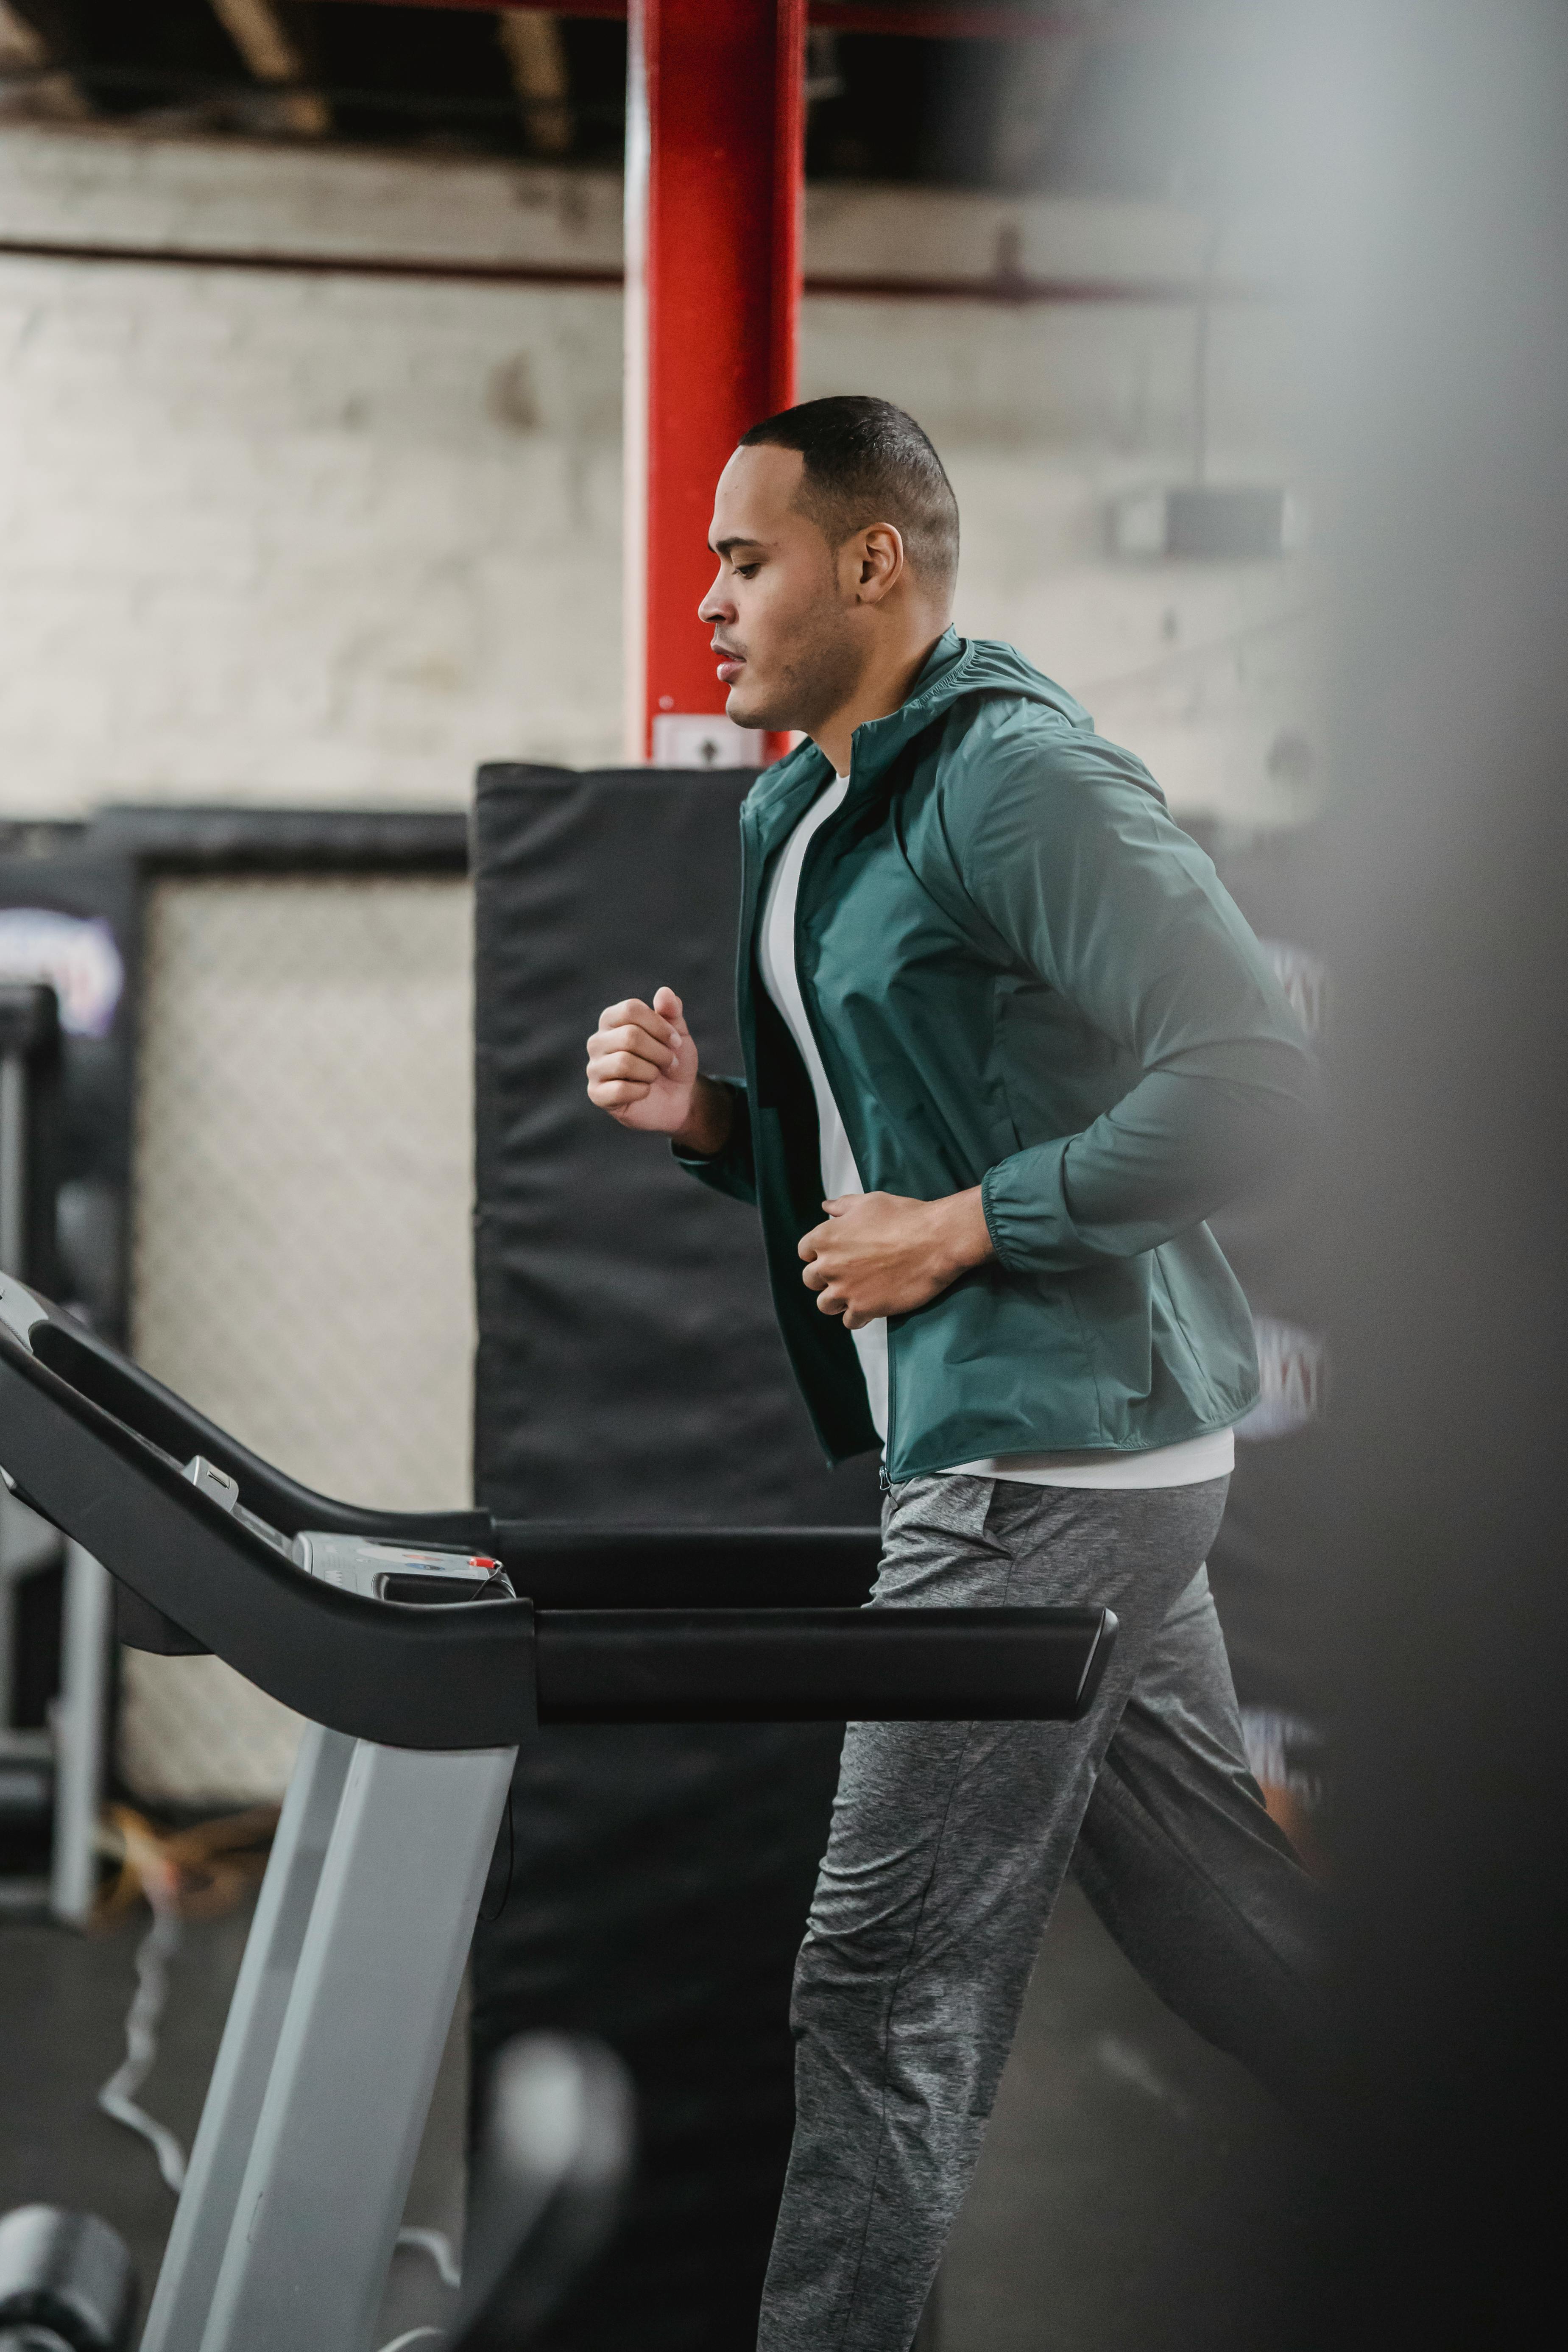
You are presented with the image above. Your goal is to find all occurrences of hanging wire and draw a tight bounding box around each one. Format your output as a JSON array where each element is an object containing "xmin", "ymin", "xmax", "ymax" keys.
[
  {"xmin": 95, "ymin": 1835, "xmax": 189, "ymax": 2192},
  {"xmin": 92, "ymin": 1805, "xmax": 279, "ymax": 2190},
  {"xmin": 396, "ymin": 2227, "xmax": 461, "ymax": 2291}
]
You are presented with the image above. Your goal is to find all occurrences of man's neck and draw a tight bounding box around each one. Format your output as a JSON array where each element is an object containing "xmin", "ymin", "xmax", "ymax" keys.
[{"xmin": 809, "ymin": 625, "xmax": 948, "ymax": 776}]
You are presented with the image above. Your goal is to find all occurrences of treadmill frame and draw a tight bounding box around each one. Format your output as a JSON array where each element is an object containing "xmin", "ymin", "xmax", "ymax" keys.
[
  {"xmin": 0, "ymin": 1273, "xmax": 1118, "ymax": 2347},
  {"xmin": 142, "ymin": 1717, "xmax": 515, "ymax": 2352}
]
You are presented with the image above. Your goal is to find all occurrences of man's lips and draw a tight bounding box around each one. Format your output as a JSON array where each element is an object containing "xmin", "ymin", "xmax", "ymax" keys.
[{"xmin": 713, "ymin": 643, "xmax": 745, "ymax": 684}]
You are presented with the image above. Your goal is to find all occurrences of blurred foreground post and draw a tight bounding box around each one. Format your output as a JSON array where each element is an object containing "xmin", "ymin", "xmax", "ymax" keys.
[{"xmin": 1307, "ymin": 2, "xmax": 1568, "ymax": 2340}]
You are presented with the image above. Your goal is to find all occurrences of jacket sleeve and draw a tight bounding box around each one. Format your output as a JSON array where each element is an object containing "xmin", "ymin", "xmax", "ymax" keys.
[
  {"xmin": 951, "ymin": 731, "xmax": 1317, "ymax": 1275},
  {"xmin": 670, "ymin": 1076, "xmax": 758, "ymax": 1207}
]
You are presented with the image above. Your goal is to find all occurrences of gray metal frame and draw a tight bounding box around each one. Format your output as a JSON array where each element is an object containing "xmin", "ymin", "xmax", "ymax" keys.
[
  {"xmin": 141, "ymin": 1718, "xmax": 515, "ymax": 2352},
  {"xmin": 49, "ymin": 1541, "xmax": 113, "ymax": 1926}
]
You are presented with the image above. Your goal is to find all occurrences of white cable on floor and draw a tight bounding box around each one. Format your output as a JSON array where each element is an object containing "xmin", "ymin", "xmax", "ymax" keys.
[
  {"xmin": 96, "ymin": 1873, "xmax": 189, "ymax": 2194},
  {"xmin": 375, "ymin": 2226, "xmax": 460, "ymax": 2349},
  {"xmin": 396, "ymin": 2227, "xmax": 460, "ymax": 2291}
]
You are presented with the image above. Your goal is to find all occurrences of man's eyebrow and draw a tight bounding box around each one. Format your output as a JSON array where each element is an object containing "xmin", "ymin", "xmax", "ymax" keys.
[{"xmin": 710, "ymin": 533, "xmax": 768, "ymax": 556}]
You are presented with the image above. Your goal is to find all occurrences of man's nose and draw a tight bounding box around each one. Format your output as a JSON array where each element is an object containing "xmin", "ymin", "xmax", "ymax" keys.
[{"xmin": 698, "ymin": 566, "xmax": 732, "ymax": 625}]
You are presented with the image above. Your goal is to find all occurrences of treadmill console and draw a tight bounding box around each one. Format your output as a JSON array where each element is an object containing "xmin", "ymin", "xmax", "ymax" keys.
[
  {"xmin": 296, "ymin": 1532, "xmax": 509, "ymax": 1608},
  {"xmin": 181, "ymin": 1453, "xmax": 509, "ymax": 1606}
]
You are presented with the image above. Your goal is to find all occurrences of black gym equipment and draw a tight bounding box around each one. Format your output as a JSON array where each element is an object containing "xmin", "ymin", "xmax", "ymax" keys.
[
  {"xmin": 0, "ymin": 973, "xmax": 120, "ymax": 1931},
  {"xmin": 0, "ymin": 1271, "xmax": 1114, "ymax": 2351}
]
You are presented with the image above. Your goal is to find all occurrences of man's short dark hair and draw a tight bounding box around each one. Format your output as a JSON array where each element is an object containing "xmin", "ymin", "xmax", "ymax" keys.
[{"xmin": 739, "ymin": 395, "xmax": 960, "ymax": 594}]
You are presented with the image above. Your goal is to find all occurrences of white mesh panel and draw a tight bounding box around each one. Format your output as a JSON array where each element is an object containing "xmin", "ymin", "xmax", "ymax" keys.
[{"xmin": 119, "ymin": 873, "xmax": 474, "ymax": 1808}]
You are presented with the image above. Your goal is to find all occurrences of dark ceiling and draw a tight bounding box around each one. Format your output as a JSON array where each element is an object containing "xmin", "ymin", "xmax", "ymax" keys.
[{"xmin": 0, "ymin": 4, "xmax": 1269, "ymax": 201}]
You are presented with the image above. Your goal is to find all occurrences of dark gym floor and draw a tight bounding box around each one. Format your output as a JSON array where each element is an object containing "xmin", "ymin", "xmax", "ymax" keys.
[{"xmin": 0, "ymin": 1882, "xmax": 1311, "ymax": 2350}]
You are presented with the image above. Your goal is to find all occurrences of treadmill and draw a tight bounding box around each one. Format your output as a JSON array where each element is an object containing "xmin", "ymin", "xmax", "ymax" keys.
[{"xmin": 0, "ymin": 1272, "xmax": 1116, "ymax": 2352}]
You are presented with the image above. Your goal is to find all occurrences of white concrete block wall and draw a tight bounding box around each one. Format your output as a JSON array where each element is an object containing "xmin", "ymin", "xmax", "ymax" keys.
[{"xmin": 0, "ymin": 126, "xmax": 1320, "ymax": 828}]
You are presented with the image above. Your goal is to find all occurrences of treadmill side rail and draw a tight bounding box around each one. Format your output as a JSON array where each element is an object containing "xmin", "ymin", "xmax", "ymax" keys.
[
  {"xmin": 0, "ymin": 1293, "xmax": 1117, "ymax": 1740},
  {"xmin": 536, "ymin": 1605, "xmax": 1117, "ymax": 1724}
]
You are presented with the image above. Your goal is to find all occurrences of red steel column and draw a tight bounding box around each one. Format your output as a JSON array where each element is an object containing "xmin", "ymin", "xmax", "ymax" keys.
[{"xmin": 625, "ymin": 0, "xmax": 805, "ymax": 764}]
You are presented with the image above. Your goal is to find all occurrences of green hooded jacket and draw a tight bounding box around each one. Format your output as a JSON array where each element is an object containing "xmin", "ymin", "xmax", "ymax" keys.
[{"xmin": 676, "ymin": 627, "xmax": 1315, "ymax": 1483}]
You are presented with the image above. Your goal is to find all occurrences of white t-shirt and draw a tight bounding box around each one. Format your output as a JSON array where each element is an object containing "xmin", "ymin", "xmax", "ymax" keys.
[{"xmin": 754, "ymin": 772, "xmax": 1234, "ymax": 1491}]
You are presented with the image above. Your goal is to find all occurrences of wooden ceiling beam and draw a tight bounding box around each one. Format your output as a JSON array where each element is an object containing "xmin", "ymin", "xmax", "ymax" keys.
[{"xmin": 209, "ymin": 0, "xmax": 332, "ymax": 132}]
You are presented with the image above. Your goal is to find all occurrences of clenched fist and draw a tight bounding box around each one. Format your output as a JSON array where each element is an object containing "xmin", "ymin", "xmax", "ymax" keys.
[{"xmin": 586, "ymin": 986, "xmax": 733, "ymax": 1154}]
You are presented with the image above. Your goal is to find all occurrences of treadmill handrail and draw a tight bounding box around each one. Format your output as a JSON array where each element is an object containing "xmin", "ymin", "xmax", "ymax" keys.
[
  {"xmin": 0, "ymin": 1301, "xmax": 1117, "ymax": 1744},
  {"xmin": 24, "ymin": 1301, "xmax": 492, "ymax": 1548},
  {"xmin": 536, "ymin": 1606, "xmax": 1113, "ymax": 1724}
]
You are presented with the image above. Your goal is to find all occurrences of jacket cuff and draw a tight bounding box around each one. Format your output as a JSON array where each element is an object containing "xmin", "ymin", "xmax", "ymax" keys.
[
  {"xmin": 671, "ymin": 1080, "xmax": 757, "ymax": 1208},
  {"xmin": 980, "ymin": 1143, "xmax": 1077, "ymax": 1275}
]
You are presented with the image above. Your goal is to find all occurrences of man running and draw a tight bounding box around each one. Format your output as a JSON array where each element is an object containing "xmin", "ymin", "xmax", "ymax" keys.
[{"xmin": 586, "ymin": 396, "xmax": 1322, "ymax": 2352}]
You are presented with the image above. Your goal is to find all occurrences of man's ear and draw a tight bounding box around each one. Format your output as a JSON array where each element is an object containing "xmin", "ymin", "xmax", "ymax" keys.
[{"xmin": 854, "ymin": 523, "xmax": 906, "ymax": 604}]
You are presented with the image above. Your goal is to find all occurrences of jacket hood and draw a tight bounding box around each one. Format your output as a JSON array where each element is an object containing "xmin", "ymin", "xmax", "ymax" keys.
[{"xmin": 750, "ymin": 628, "xmax": 1093, "ymax": 810}]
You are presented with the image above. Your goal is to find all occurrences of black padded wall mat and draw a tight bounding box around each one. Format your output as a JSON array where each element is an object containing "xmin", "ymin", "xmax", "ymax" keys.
[
  {"xmin": 469, "ymin": 764, "xmax": 877, "ymax": 2352},
  {"xmin": 472, "ymin": 762, "xmax": 882, "ymax": 1525}
]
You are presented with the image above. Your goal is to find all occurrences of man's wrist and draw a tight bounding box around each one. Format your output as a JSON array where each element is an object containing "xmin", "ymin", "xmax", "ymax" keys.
[
  {"xmin": 672, "ymin": 1075, "xmax": 735, "ymax": 1158},
  {"xmin": 928, "ymin": 1186, "xmax": 994, "ymax": 1281}
]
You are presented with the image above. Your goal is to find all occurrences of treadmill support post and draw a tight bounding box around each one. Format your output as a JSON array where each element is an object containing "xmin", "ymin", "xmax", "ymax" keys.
[
  {"xmin": 49, "ymin": 1542, "xmax": 112, "ymax": 1927},
  {"xmin": 141, "ymin": 1721, "xmax": 516, "ymax": 2352}
]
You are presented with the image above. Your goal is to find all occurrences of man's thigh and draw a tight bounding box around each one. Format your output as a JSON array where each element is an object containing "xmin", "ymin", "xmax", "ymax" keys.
[
  {"xmin": 800, "ymin": 1473, "xmax": 1232, "ymax": 1991},
  {"xmin": 867, "ymin": 1470, "xmax": 1232, "ymax": 1690}
]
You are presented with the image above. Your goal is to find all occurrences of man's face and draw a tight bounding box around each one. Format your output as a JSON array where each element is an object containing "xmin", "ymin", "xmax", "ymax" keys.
[{"xmin": 698, "ymin": 444, "xmax": 868, "ymax": 735}]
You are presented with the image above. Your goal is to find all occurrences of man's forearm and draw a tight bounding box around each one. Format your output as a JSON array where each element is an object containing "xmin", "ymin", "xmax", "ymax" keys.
[
  {"xmin": 672, "ymin": 1075, "xmax": 737, "ymax": 1158},
  {"xmin": 980, "ymin": 1048, "xmax": 1315, "ymax": 1273}
]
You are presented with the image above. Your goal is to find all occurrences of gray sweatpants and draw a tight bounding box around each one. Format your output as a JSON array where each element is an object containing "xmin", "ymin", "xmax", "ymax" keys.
[{"xmin": 756, "ymin": 1472, "xmax": 1325, "ymax": 2352}]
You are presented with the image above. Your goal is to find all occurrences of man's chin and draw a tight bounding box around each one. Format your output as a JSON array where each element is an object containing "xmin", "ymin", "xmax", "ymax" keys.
[{"xmin": 725, "ymin": 682, "xmax": 792, "ymax": 734}]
